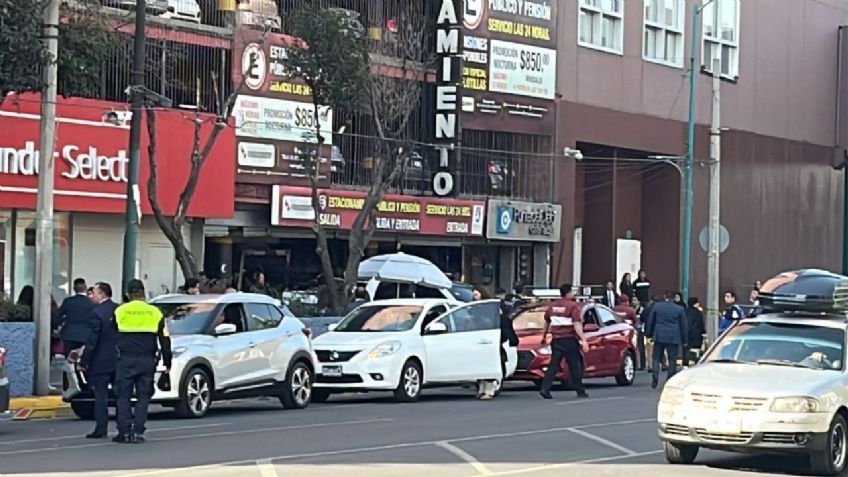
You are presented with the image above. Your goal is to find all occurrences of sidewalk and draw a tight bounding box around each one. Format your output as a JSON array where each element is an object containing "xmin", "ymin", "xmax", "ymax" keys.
[{"xmin": 7, "ymin": 357, "xmax": 71, "ymax": 420}]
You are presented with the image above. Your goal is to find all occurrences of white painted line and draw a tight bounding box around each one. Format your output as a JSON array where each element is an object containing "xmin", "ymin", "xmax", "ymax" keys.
[
  {"xmin": 436, "ymin": 441, "xmax": 493, "ymax": 476},
  {"xmin": 115, "ymin": 416, "xmax": 657, "ymax": 477},
  {"xmin": 553, "ymin": 396, "xmax": 625, "ymax": 406},
  {"xmin": 572, "ymin": 417, "xmax": 655, "ymax": 430},
  {"xmin": 0, "ymin": 418, "xmax": 393, "ymax": 456},
  {"xmin": 567, "ymin": 428, "xmax": 637, "ymax": 456},
  {"xmin": 257, "ymin": 459, "xmax": 278, "ymax": 477},
  {"xmin": 0, "ymin": 422, "xmax": 231, "ymax": 446},
  {"xmin": 461, "ymin": 449, "xmax": 664, "ymax": 477}
]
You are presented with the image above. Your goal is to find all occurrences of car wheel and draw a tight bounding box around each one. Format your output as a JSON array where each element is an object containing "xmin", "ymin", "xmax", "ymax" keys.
[
  {"xmin": 70, "ymin": 401, "xmax": 95, "ymax": 421},
  {"xmin": 311, "ymin": 388, "xmax": 331, "ymax": 404},
  {"xmin": 615, "ymin": 351, "xmax": 636, "ymax": 386},
  {"xmin": 663, "ymin": 441, "xmax": 699, "ymax": 465},
  {"xmin": 175, "ymin": 368, "xmax": 212, "ymax": 419},
  {"xmin": 280, "ymin": 362, "xmax": 313, "ymax": 410},
  {"xmin": 810, "ymin": 414, "xmax": 848, "ymax": 476},
  {"xmin": 393, "ymin": 360, "xmax": 422, "ymax": 403}
]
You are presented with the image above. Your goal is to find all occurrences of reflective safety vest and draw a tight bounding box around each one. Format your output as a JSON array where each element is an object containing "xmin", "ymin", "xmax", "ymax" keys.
[{"xmin": 115, "ymin": 300, "xmax": 166, "ymax": 335}]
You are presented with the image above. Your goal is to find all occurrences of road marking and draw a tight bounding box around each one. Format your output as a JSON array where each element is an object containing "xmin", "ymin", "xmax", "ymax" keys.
[
  {"xmin": 572, "ymin": 417, "xmax": 655, "ymax": 429},
  {"xmin": 256, "ymin": 459, "xmax": 278, "ymax": 477},
  {"xmin": 0, "ymin": 422, "xmax": 231, "ymax": 446},
  {"xmin": 436, "ymin": 441, "xmax": 493, "ymax": 476},
  {"xmin": 0, "ymin": 418, "xmax": 393, "ymax": 456},
  {"xmin": 115, "ymin": 416, "xmax": 657, "ymax": 477},
  {"xmin": 460, "ymin": 449, "xmax": 664, "ymax": 477},
  {"xmin": 553, "ymin": 396, "xmax": 625, "ymax": 406},
  {"xmin": 567, "ymin": 428, "xmax": 637, "ymax": 455}
]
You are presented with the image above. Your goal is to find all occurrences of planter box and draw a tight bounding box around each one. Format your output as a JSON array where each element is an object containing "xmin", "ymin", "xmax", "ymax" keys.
[{"xmin": 0, "ymin": 323, "xmax": 35, "ymax": 397}]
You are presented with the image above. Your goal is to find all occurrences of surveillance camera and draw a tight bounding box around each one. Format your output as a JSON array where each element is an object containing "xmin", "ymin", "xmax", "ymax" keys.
[
  {"xmin": 102, "ymin": 110, "xmax": 131, "ymax": 126},
  {"xmin": 574, "ymin": 152, "xmax": 583, "ymax": 161}
]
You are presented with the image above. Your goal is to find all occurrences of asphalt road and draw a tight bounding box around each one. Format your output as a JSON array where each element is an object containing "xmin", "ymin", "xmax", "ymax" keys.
[{"xmin": 0, "ymin": 374, "xmax": 816, "ymax": 477}]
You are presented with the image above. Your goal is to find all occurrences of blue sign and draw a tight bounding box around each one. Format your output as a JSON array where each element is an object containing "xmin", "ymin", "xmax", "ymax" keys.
[{"xmin": 496, "ymin": 206, "xmax": 514, "ymax": 234}]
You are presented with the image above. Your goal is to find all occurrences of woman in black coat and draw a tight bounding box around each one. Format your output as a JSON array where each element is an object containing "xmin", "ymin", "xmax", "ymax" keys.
[
  {"xmin": 685, "ymin": 297, "xmax": 706, "ymax": 366},
  {"xmin": 619, "ymin": 273, "xmax": 634, "ymax": 301}
]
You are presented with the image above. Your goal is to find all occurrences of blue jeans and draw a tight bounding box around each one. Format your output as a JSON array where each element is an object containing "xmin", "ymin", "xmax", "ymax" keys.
[{"xmin": 652, "ymin": 342, "xmax": 679, "ymax": 381}]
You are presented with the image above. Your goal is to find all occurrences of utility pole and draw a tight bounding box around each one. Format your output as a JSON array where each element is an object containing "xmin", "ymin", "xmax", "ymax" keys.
[
  {"xmin": 122, "ymin": 0, "xmax": 147, "ymax": 295},
  {"xmin": 706, "ymin": 57, "xmax": 722, "ymax": 344},
  {"xmin": 33, "ymin": 0, "xmax": 60, "ymax": 396}
]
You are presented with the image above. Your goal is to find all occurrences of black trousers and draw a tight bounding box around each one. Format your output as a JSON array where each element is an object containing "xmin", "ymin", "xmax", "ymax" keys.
[
  {"xmin": 88, "ymin": 372, "xmax": 112, "ymax": 434},
  {"xmin": 636, "ymin": 331, "xmax": 646, "ymax": 370},
  {"xmin": 653, "ymin": 343, "xmax": 679, "ymax": 381},
  {"xmin": 115, "ymin": 356, "xmax": 155, "ymax": 436},
  {"xmin": 540, "ymin": 337, "xmax": 585, "ymax": 395}
]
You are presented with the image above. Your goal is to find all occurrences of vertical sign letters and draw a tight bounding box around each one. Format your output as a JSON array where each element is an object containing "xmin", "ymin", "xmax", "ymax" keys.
[{"xmin": 432, "ymin": 0, "xmax": 463, "ymax": 197}]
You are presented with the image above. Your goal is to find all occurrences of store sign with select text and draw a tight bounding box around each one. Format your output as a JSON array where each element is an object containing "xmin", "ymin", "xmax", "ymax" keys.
[{"xmin": 272, "ymin": 186, "xmax": 486, "ymax": 237}]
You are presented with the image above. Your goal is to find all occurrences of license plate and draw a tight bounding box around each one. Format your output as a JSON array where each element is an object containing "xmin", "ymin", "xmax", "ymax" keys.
[
  {"xmin": 323, "ymin": 366, "xmax": 342, "ymax": 377},
  {"xmin": 694, "ymin": 413, "xmax": 742, "ymax": 434}
]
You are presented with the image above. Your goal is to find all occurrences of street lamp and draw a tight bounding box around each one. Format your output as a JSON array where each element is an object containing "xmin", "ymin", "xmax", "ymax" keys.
[{"xmin": 682, "ymin": 0, "xmax": 716, "ymax": 300}]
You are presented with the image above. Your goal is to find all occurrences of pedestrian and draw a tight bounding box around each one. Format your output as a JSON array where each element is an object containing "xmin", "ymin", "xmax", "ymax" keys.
[
  {"xmin": 601, "ymin": 280, "xmax": 617, "ymax": 308},
  {"xmin": 346, "ymin": 285, "xmax": 369, "ymax": 314},
  {"xmin": 57, "ymin": 278, "xmax": 96, "ymax": 357},
  {"xmin": 613, "ymin": 294, "xmax": 638, "ymax": 327},
  {"xmin": 472, "ymin": 286, "xmax": 491, "ymax": 301},
  {"xmin": 16, "ymin": 285, "xmax": 34, "ymax": 319},
  {"xmin": 633, "ymin": 270, "xmax": 651, "ymax": 305},
  {"xmin": 684, "ymin": 297, "xmax": 706, "ymax": 367},
  {"xmin": 619, "ymin": 273, "xmax": 634, "ymax": 301},
  {"xmin": 719, "ymin": 290, "xmax": 745, "ymax": 334},
  {"xmin": 539, "ymin": 284, "xmax": 589, "ymax": 400},
  {"xmin": 77, "ymin": 282, "xmax": 119, "ymax": 439},
  {"xmin": 113, "ymin": 279, "xmax": 172, "ymax": 444},
  {"xmin": 183, "ymin": 278, "xmax": 201, "ymax": 295},
  {"xmin": 631, "ymin": 295, "xmax": 647, "ymax": 370},
  {"xmin": 646, "ymin": 291, "xmax": 688, "ymax": 389},
  {"xmin": 86, "ymin": 287, "xmax": 95, "ymax": 302},
  {"xmin": 673, "ymin": 291, "xmax": 687, "ymax": 310},
  {"xmin": 748, "ymin": 285, "xmax": 762, "ymax": 317}
]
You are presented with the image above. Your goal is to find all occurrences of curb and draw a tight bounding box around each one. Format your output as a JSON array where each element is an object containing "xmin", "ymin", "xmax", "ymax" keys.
[{"xmin": 9, "ymin": 396, "xmax": 71, "ymax": 420}]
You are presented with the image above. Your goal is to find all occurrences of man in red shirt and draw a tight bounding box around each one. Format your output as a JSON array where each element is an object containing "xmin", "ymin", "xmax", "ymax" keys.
[
  {"xmin": 540, "ymin": 283, "xmax": 589, "ymax": 399},
  {"xmin": 613, "ymin": 294, "xmax": 639, "ymax": 328}
]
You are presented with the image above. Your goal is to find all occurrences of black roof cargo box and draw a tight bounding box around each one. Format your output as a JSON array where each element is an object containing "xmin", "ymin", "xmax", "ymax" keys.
[{"xmin": 759, "ymin": 269, "xmax": 848, "ymax": 312}]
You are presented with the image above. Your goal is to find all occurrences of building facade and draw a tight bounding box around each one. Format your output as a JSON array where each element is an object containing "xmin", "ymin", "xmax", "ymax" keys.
[{"xmin": 551, "ymin": 0, "xmax": 847, "ymax": 299}]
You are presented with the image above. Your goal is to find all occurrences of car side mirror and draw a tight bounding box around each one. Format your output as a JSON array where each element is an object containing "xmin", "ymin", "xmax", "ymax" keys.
[
  {"xmin": 327, "ymin": 323, "xmax": 338, "ymax": 332},
  {"xmin": 425, "ymin": 322, "xmax": 448, "ymax": 335},
  {"xmin": 584, "ymin": 323, "xmax": 600, "ymax": 333},
  {"xmin": 214, "ymin": 323, "xmax": 237, "ymax": 336}
]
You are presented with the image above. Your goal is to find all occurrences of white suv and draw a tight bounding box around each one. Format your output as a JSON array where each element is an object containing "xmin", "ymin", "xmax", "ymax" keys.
[
  {"xmin": 63, "ymin": 293, "xmax": 316, "ymax": 419},
  {"xmin": 312, "ymin": 299, "xmax": 517, "ymax": 402}
]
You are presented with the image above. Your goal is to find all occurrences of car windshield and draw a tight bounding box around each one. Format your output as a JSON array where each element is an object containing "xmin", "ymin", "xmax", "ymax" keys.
[
  {"xmin": 157, "ymin": 302, "xmax": 217, "ymax": 335},
  {"xmin": 704, "ymin": 321, "xmax": 846, "ymax": 370},
  {"xmin": 335, "ymin": 305, "xmax": 423, "ymax": 332},
  {"xmin": 513, "ymin": 308, "xmax": 547, "ymax": 331}
]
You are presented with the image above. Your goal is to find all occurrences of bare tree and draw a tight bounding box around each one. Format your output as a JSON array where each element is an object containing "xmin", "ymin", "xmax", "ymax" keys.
[{"xmin": 285, "ymin": 3, "xmax": 431, "ymax": 314}]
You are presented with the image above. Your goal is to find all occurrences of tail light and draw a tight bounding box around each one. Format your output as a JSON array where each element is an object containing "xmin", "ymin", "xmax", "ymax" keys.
[
  {"xmin": 302, "ymin": 328, "xmax": 312, "ymax": 338},
  {"xmin": 0, "ymin": 347, "xmax": 6, "ymax": 367}
]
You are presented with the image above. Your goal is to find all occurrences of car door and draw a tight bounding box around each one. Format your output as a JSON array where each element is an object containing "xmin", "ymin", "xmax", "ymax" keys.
[
  {"xmin": 243, "ymin": 303, "xmax": 287, "ymax": 382},
  {"xmin": 210, "ymin": 303, "xmax": 257, "ymax": 389},
  {"xmin": 580, "ymin": 306, "xmax": 607, "ymax": 376},
  {"xmin": 423, "ymin": 300, "xmax": 502, "ymax": 383}
]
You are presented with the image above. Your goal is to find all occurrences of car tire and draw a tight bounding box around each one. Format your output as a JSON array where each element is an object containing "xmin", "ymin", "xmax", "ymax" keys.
[
  {"xmin": 175, "ymin": 367, "xmax": 212, "ymax": 419},
  {"xmin": 393, "ymin": 360, "xmax": 422, "ymax": 403},
  {"xmin": 810, "ymin": 414, "xmax": 848, "ymax": 476},
  {"xmin": 311, "ymin": 389, "xmax": 331, "ymax": 404},
  {"xmin": 663, "ymin": 441, "xmax": 699, "ymax": 465},
  {"xmin": 615, "ymin": 351, "xmax": 636, "ymax": 386},
  {"xmin": 280, "ymin": 361, "xmax": 313, "ymax": 410},
  {"xmin": 70, "ymin": 401, "xmax": 95, "ymax": 421}
]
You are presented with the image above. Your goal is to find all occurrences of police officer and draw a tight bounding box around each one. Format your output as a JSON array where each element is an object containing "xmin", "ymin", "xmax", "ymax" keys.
[{"xmin": 113, "ymin": 279, "xmax": 172, "ymax": 444}]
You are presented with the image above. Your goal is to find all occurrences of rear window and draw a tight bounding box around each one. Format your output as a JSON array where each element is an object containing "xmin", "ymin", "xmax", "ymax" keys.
[{"xmin": 513, "ymin": 308, "xmax": 547, "ymax": 331}]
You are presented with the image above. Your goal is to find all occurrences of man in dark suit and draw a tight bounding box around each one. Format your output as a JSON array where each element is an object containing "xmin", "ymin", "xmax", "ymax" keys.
[
  {"xmin": 646, "ymin": 291, "xmax": 688, "ymax": 389},
  {"xmin": 57, "ymin": 278, "xmax": 95, "ymax": 356},
  {"xmin": 78, "ymin": 282, "xmax": 119, "ymax": 439},
  {"xmin": 600, "ymin": 280, "xmax": 617, "ymax": 308}
]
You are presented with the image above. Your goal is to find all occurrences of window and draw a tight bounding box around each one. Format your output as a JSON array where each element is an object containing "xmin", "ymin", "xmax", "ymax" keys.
[
  {"xmin": 421, "ymin": 305, "xmax": 449, "ymax": 331},
  {"xmin": 245, "ymin": 303, "xmax": 282, "ymax": 331},
  {"xmin": 578, "ymin": 0, "xmax": 624, "ymax": 54},
  {"xmin": 218, "ymin": 304, "xmax": 247, "ymax": 333},
  {"xmin": 702, "ymin": 0, "xmax": 740, "ymax": 78},
  {"xmin": 335, "ymin": 305, "xmax": 422, "ymax": 332},
  {"xmin": 643, "ymin": 0, "xmax": 684, "ymax": 67},
  {"xmin": 439, "ymin": 302, "xmax": 500, "ymax": 333},
  {"xmin": 597, "ymin": 307, "xmax": 620, "ymax": 327}
]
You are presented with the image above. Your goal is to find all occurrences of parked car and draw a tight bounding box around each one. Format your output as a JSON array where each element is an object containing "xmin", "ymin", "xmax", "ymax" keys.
[
  {"xmin": 63, "ymin": 293, "xmax": 316, "ymax": 419},
  {"xmin": 509, "ymin": 302, "xmax": 638, "ymax": 387},
  {"xmin": 312, "ymin": 299, "xmax": 517, "ymax": 402},
  {"xmin": 658, "ymin": 269, "xmax": 848, "ymax": 475},
  {"xmin": 0, "ymin": 345, "xmax": 10, "ymax": 420}
]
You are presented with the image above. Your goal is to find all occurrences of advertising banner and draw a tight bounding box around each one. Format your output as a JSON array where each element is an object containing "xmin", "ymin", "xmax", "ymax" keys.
[
  {"xmin": 272, "ymin": 186, "xmax": 486, "ymax": 237},
  {"xmin": 486, "ymin": 199, "xmax": 562, "ymax": 242}
]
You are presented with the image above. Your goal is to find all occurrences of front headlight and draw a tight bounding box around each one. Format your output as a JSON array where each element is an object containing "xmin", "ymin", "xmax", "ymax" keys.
[
  {"xmin": 771, "ymin": 397, "xmax": 820, "ymax": 413},
  {"xmin": 367, "ymin": 341, "xmax": 401, "ymax": 359},
  {"xmin": 172, "ymin": 346, "xmax": 188, "ymax": 358},
  {"xmin": 537, "ymin": 345, "xmax": 552, "ymax": 355},
  {"xmin": 660, "ymin": 386, "xmax": 685, "ymax": 406}
]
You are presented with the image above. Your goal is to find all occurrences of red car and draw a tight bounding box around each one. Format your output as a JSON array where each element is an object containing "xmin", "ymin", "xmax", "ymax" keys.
[{"xmin": 509, "ymin": 302, "xmax": 638, "ymax": 387}]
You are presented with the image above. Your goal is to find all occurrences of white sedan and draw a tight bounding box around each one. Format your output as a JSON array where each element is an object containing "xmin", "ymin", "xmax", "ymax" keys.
[
  {"xmin": 312, "ymin": 299, "xmax": 517, "ymax": 402},
  {"xmin": 658, "ymin": 314, "xmax": 848, "ymax": 475}
]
